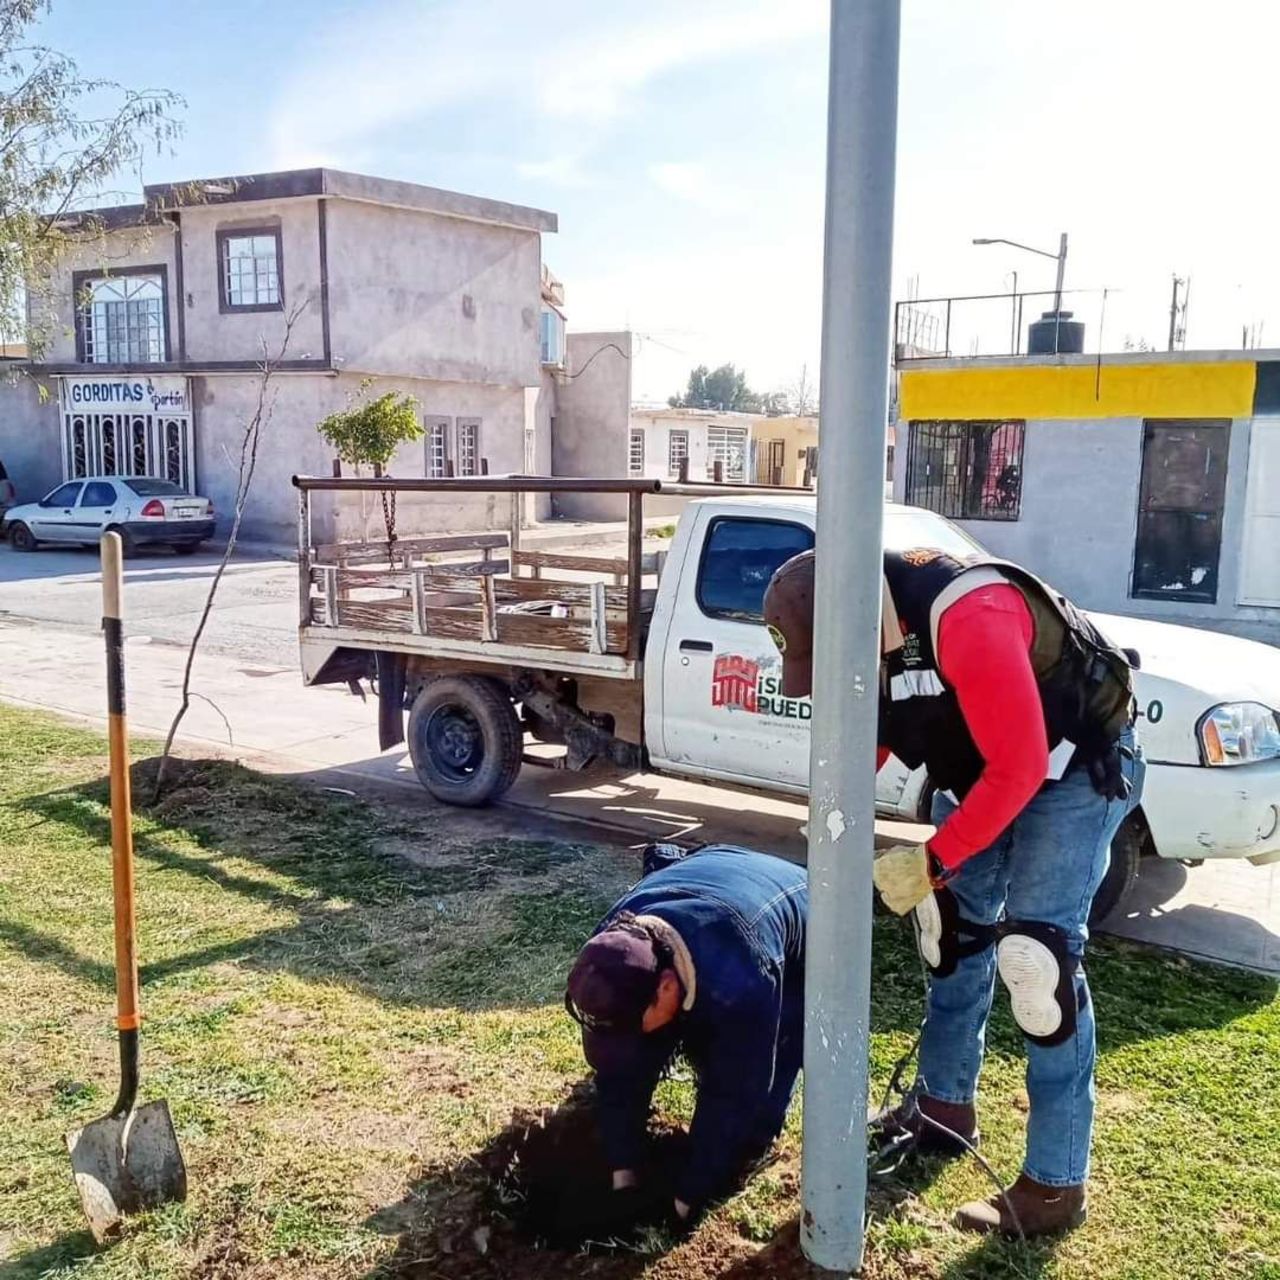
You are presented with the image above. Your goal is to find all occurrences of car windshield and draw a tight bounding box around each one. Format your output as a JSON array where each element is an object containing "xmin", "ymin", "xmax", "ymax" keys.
[
  {"xmin": 124, "ymin": 478, "xmax": 186, "ymax": 497},
  {"xmin": 883, "ymin": 505, "xmax": 988, "ymax": 559}
]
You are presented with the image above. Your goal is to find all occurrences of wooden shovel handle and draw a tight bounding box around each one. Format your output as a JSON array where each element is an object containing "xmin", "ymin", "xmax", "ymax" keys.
[{"xmin": 102, "ymin": 533, "xmax": 140, "ymax": 1034}]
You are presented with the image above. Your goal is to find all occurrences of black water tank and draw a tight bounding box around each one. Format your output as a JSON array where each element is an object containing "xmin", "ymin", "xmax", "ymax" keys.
[{"xmin": 1027, "ymin": 310, "xmax": 1085, "ymax": 354}]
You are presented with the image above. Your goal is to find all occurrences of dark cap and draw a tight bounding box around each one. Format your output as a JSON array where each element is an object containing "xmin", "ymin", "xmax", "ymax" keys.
[
  {"xmin": 763, "ymin": 550, "xmax": 815, "ymax": 698},
  {"xmin": 565, "ymin": 920, "xmax": 663, "ymax": 1074}
]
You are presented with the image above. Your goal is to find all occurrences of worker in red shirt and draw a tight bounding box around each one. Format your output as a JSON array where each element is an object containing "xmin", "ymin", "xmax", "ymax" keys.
[{"xmin": 763, "ymin": 546, "xmax": 1143, "ymax": 1237}]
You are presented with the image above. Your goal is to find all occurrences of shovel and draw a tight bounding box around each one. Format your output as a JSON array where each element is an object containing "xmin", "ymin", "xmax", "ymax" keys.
[{"xmin": 65, "ymin": 531, "xmax": 187, "ymax": 1242}]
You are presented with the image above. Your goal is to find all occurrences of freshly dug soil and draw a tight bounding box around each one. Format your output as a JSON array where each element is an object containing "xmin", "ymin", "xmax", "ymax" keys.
[{"xmin": 381, "ymin": 1091, "xmax": 815, "ymax": 1279}]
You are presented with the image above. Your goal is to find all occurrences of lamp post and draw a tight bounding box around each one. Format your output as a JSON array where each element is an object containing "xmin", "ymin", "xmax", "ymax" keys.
[{"xmin": 973, "ymin": 232, "xmax": 1068, "ymax": 315}]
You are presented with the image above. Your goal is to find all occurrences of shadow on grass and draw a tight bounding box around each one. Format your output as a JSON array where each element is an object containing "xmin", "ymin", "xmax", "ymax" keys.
[
  {"xmin": 0, "ymin": 1229, "xmax": 99, "ymax": 1280},
  {"xmin": 11, "ymin": 757, "xmax": 622, "ymax": 1014},
  {"xmin": 9, "ymin": 756, "xmax": 1277, "ymax": 1048}
]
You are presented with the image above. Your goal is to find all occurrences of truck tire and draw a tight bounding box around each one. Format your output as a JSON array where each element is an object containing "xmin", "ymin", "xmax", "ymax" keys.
[
  {"xmin": 407, "ymin": 675, "xmax": 523, "ymax": 807},
  {"xmin": 1089, "ymin": 810, "xmax": 1148, "ymax": 927}
]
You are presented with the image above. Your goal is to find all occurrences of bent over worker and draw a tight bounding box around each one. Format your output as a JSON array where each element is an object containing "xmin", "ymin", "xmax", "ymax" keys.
[
  {"xmin": 564, "ymin": 843, "xmax": 806, "ymax": 1227},
  {"xmin": 764, "ymin": 547, "xmax": 1143, "ymax": 1237}
]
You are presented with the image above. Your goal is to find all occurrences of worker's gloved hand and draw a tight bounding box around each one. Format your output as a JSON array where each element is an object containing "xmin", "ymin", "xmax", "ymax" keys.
[
  {"xmin": 873, "ymin": 843, "xmax": 937, "ymax": 916},
  {"xmin": 1087, "ymin": 745, "xmax": 1131, "ymax": 803}
]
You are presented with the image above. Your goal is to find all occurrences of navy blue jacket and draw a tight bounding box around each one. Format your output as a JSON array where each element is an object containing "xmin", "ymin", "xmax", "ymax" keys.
[{"xmin": 588, "ymin": 845, "xmax": 807, "ymax": 1208}]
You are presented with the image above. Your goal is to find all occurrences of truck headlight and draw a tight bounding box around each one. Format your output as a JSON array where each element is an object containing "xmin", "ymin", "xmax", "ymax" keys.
[{"xmin": 1198, "ymin": 702, "xmax": 1280, "ymax": 766}]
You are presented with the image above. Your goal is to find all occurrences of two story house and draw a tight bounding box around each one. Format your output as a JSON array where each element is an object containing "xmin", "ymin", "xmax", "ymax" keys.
[{"xmin": 7, "ymin": 168, "xmax": 562, "ymax": 543}]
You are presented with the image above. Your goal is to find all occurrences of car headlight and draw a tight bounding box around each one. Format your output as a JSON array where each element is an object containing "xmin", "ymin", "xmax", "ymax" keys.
[{"xmin": 1198, "ymin": 702, "xmax": 1280, "ymax": 766}]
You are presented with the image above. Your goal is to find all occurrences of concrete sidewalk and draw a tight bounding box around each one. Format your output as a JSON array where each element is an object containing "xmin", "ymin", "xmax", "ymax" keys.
[{"xmin": 3, "ymin": 616, "xmax": 1277, "ymax": 975}]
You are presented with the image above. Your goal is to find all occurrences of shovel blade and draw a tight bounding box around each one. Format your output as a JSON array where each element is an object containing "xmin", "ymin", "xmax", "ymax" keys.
[{"xmin": 65, "ymin": 1100, "xmax": 187, "ymax": 1242}]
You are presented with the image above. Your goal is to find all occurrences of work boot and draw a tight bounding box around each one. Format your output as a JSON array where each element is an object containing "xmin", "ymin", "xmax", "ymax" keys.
[
  {"xmin": 954, "ymin": 1173, "xmax": 1087, "ymax": 1237},
  {"xmin": 869, "ymin": 1093, "xmax": 978, "ymax": 1159}
]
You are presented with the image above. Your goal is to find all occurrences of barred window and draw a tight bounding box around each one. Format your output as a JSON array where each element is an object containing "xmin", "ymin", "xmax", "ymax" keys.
[
  {"xmin": 78, "ymin": 274, "xmax": 166, "ymax": 364},
  {"xmin": 456, "ymin": 419, "xmax": 481, "ymax": 476},
  {"xmin": 667, "ymin": 429, "xmax": 688, "ymax": 478},
  {"xmin": 628, "ymin": 429, "xmax": 645, "ymax": 477},
  {"xmin": 220, "ymin": 230, "xmax": 282, "ymax": 310},
  {"xmin": 424, "ymin": 417, "xmax": 451, "ymax": 478},
  {"xmin": 706, "ymin": 425, "xmax": 748, "ymax": 482},
  {"xmin": 905, "ymin": 420, "xmax": 1025, "ymax": 520}
]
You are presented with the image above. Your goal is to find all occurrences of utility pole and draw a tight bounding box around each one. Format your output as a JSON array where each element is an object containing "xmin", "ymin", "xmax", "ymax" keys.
[
  {"xmin": 1052, "ymin": 232, "xmax": 1068, "ymax": 315},
  {"xmin": 801, "ymin": 0, "xmax": 900, "ymax": 1273},
  {"xmin": 1167, "ymin": 275, "xmax": 1187, "ymax": 351}
]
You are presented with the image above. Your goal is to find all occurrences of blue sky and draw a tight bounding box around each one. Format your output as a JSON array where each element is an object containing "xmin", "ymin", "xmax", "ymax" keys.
[{"xmin": 41, "ymin": 0, "xmax": 1280, "ymax": 402}]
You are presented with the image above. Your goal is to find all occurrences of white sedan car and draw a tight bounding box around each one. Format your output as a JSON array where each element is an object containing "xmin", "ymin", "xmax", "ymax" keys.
[
  {"xmin": 1, "ymin": 476, "xmax": 215, "ymax": 556},
  {"xmin": 876, "ymin": 505, "xmax": 1280, "ymax": 923}
]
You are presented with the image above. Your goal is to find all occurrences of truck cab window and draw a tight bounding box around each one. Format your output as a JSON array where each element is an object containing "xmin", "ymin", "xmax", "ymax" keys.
[{"xmin": 696, "ymin": 516, "xmax": 813, "ymax": 622}]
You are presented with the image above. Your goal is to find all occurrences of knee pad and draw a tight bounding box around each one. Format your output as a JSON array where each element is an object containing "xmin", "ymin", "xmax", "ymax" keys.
[
  {"xmin": 996, "ymin": 921, "xmax": 1084, "ymax": 1047},
  {"xmin": 911, "ymin": 888, "xmax": 995, "ymax": 979}
]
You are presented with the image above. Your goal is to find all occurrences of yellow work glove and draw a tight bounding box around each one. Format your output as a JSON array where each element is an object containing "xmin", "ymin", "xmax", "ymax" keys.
[{"xmin": 872, "ymin": 843, "xmax": 937, "ymax": 916}]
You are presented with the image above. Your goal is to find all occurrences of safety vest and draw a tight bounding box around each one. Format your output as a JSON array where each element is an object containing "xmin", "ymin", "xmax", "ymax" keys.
[{"xmin": 878, "ymin": 549, "xmax": 1136, "ymax": 799}]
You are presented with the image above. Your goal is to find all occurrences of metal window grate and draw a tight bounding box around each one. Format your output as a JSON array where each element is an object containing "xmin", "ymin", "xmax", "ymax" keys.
[
  {"xmin": 425, "ymin": 419, "xmax": 450, "ymax": 478},
  {"xmin": 82, "ymin": 275, "xmax": 165, "ymax": 363},
  {"xmin": 667, "ymin": 429, "xmax": 688, "ymax": 478},
  {"xmin": 628, "ymin": 429, "xmax": 645, "ymax": 477},
  {"xmin": 457, "ymin": 419, "xmax": 480, "ymax": 476},
  {"xmin": 905, "ymin": 420, "xmax": 1024, "ymax": 520},
  {"xmin": 706, "ymin": 425, "xmax": 748, "ymax": 481}
]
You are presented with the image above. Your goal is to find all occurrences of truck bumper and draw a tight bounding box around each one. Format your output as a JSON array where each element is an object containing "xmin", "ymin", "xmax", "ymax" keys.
[{"xmin": 1142, "ymin": 758, "xmax": 1280, "ymax": 863}]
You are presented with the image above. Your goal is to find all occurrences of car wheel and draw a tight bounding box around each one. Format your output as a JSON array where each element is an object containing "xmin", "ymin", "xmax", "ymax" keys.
[
  {"xmin": 105, "ymin": 525, "xmax": 137, "ymax": 559},
  {"xmin": 173, "ymin": 542, "xmax": 201, "ymax": 556},
  {"xmin": 8, "ymin": 522, "xmax": 35, "ymax": 552},
  {"xmin": 407, "ymin": 675, "xmax": 523, "ymax": 807},
  {"xmin": 1089, "ymin": 811, "xmax": 1149, "ymax": 927}
]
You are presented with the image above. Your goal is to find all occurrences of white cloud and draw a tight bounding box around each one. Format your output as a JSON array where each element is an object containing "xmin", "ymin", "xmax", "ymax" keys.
[
  {"xmin": 268, "ymin": 0, "xmax": 826, "ymax": 166},
  {"xmin": 516, "ymin": 155, "xmax": 594, "ymax": 188},
  {"xmin": 648, "ymin": 162, "xmax": 722, "ymax": 209}
]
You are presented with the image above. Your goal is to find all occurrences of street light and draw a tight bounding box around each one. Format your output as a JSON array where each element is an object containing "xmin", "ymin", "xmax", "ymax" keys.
[{"xmin": 973, "ymin": 232, "xmax": 1068, "ymax": 315}]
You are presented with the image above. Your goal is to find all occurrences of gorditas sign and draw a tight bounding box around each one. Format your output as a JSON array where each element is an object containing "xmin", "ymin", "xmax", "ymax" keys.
[
  {"xmin": 711, "ymin": 653, "xmax": 812, "ymax": 722},
  {"xmin": 60, "ymin": 375, "xmax": 189, "ymax": 415}
]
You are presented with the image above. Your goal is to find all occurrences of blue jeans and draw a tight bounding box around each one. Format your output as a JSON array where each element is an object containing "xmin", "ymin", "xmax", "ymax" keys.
[{"xmin": 917, "ymin": 730, "xmax": 1144, "ymax": 1186}]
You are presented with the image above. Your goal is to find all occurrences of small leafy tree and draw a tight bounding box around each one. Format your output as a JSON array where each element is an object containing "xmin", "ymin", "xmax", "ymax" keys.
[
  {"xmin": 317, "ymin": 381, "xmax": 423, "ymax": 550},
  {"xmin": 668, "ymin": 362, "xmax": 763, "ymax": 412},
  {"xmin": 1, "ymin": 0, "xmax": 184, "ymax": 356}
]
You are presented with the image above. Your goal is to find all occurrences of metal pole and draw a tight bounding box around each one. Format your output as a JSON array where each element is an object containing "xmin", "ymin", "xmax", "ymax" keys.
[
  {"xmin": 801, "ymin": 0, "xmax": 899, "ymax": 1274},
  {"xmin": 1053, "ymin": 231, "xmax": 1068, "ymax": 315}
]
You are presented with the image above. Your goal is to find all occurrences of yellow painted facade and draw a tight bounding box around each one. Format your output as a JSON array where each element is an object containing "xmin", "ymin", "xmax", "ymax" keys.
[
  {"xmin": 899, "ymin": 360, "xmax": 1256, "ymax": 421},
  {"xmin": 752, "ymin": 415, "xmax": 819, "ymax": 485}
]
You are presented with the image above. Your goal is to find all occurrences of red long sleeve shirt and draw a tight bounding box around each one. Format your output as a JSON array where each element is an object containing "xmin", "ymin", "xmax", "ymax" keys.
[{"xmin": 877, "ymin": 583, "xmax": 1049, "ymax": 869}]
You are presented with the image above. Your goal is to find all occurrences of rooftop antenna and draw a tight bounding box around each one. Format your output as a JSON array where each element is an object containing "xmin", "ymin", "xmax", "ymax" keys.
[{"xmin": 1167, "ymin": 275, "xmax": 1190, "ymax": 351}]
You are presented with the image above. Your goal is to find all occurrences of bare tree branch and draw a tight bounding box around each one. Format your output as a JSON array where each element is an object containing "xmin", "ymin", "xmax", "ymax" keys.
[{"xmin": 150, "ymin": 302, "xmax": 307, "ymax": 801}]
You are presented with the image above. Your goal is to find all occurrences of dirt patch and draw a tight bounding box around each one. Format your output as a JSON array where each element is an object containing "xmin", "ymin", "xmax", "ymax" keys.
[{"xmin": 377, "ymin": 1091, "xmax": 816, "ymax": 1280}]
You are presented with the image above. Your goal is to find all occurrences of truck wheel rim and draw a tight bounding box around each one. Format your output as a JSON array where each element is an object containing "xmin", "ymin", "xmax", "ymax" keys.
[{"xmin": 425, "ymin": 705, "xmax": 484, "ymax": 781}]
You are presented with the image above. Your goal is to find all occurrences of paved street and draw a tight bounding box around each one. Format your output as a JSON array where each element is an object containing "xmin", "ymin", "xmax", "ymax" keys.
[{"xmin": 1, "ymin": 543, "xmax": 1277, "ymax": 975}]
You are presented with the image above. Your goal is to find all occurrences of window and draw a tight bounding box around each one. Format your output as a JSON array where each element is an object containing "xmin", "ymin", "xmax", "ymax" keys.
[
  {"xmin": 905, "ymin": 420, "xmax": 1025, "ymax": 520},
  {"xmin": 219, "ymin": 229, "xmax": 282, "ymax": 310},
  {"xmin": 81, "ymin": 482, "xmax": 117, "ymax": 507},
  {"xmin": 456, "ymin": 418, "xmax": 481, "ymax": 476},
  {"xmin": 697, "ymin": 516, "xmax": 814, "ymax": 622},
  {"xmin": 540, "ymin": 306, "xmax": 566, "ymax": 365},
  {"xmin": 424, "ymin": 416, "xmax": 451, "ymax": 478},
  {"xmin": 43, "ymin": 482, "xmax": 83, "ymax": 508},
  {"xmin": 124, "ymin": 478, "xmax": 184, "ymax": 497},
  {"xmin": 1132, "ymin": 419, "xmax": 1230, "ymax": 604},
  {"xmin": 77, "ymin": 272, "xmax": 166, "ymax": 364},
  {"xmin": 628, "ymin": 429, "xmax": 645, "ymax": 477},
  {"xmin": 705, "ymin": 425, "xmax": 749, "ymax": 482},
  {"xmin": 667, "ymin": 429, "xmax": 689, "ymax": 479}
]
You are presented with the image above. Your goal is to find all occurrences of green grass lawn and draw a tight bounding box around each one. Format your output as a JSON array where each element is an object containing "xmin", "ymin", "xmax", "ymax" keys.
[{"xmin": 0, "ymin": 703, "xmax": 1277, "ymax": 1279}]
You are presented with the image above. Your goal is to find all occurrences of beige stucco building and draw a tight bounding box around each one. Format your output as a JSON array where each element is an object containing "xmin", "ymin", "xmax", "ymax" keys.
[{"xmin": 5, "ymin": 168, "xmax": 577, "ymax": 543}]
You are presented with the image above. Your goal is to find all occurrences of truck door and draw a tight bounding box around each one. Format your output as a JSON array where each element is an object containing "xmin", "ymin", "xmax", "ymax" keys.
[{"xmin": 658, "ymin": 511, "xmax": 815, "ymax": 789}]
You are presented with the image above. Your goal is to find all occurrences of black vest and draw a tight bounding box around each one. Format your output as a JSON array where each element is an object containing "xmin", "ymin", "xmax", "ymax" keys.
[{"xmin": 877, "ymin": 549, "xmax": 1134, "ymax": 799}]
